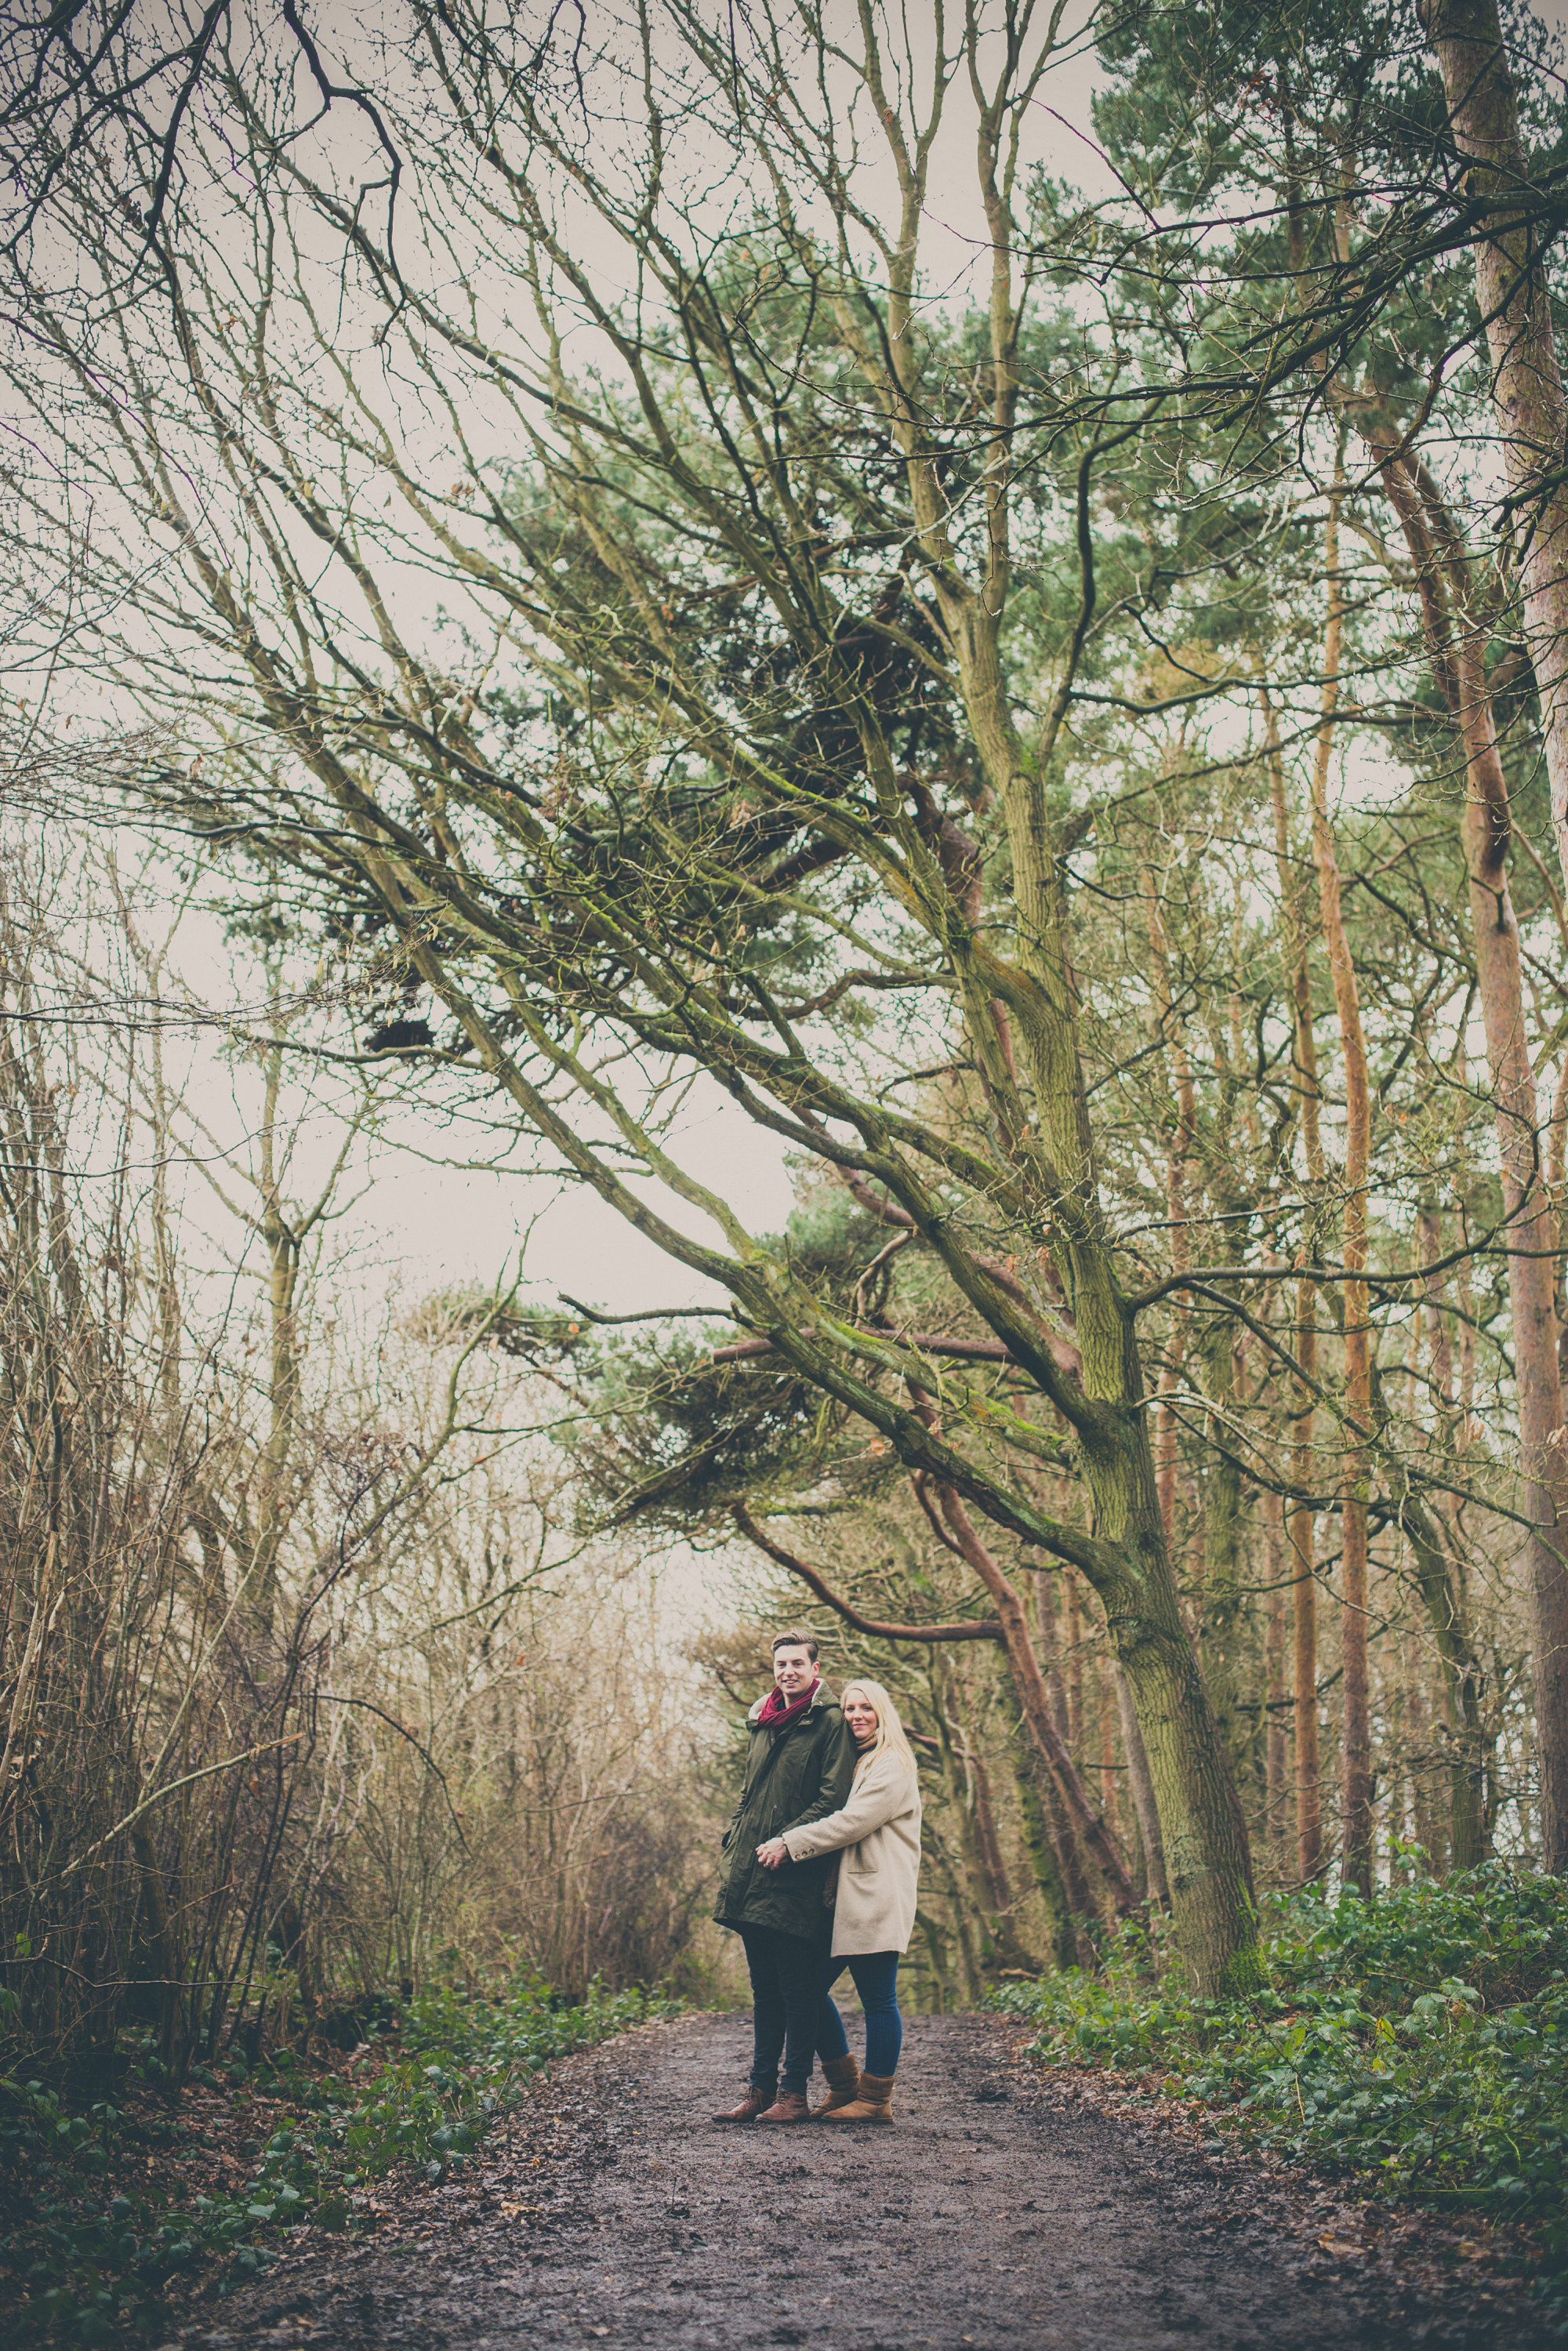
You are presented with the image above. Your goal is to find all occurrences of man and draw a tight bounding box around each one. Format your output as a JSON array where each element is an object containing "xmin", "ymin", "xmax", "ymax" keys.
[{"xmin": 712, "ymin": 1629, "xmax": 853, "ymax": 2122}]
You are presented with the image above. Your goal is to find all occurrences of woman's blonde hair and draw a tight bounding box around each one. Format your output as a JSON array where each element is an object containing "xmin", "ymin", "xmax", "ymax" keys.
[{"xmin": 841, "ymin": 1680, "xmax": 917, "ymax": 1779}]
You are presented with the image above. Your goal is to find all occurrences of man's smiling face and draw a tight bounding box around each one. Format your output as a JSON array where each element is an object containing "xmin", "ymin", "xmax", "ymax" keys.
[{"xmin": 772, "ymin": 1642, "xmax": 815, "ymax": 1697}]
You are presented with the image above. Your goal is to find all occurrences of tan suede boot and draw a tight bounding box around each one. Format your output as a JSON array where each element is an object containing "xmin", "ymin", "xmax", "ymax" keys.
[
  {"xmin": 820, "ymin": 2070, "xmax": 895, "ymax": 2123},
  {"xmin": 811, "ymin": 2052, "xmax": 861, "ymax": 2117}
]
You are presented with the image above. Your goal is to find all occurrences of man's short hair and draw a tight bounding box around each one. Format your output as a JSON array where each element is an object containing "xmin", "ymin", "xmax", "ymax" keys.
[{"xmin": 771, "ymin": 1628, "xmax": 819, "ymax": 1661}]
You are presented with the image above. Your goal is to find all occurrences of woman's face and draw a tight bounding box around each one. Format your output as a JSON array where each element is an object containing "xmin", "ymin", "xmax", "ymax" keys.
[{"xmin": 844, "ymin": 1693, "xmax": 879, "ymax": 1746}]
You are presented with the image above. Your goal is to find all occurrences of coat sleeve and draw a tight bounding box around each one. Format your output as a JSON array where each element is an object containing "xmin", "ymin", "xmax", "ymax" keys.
[
  {"xmin": 779, "ymin": 1756, "xmax": 911, "ymax": 1860},
  {"xmin": 776, "ymin": 1711, "xmax": 854, "ymax": 1838},
  {"xmin": 719, "ymin": 1725, "xmax": 761, "ymax": 1849}
]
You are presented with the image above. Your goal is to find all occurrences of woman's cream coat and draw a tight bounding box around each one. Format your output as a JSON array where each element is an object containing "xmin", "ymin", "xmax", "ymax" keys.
[{"xmin": 780, "ymin": 1748, "xmax": 921, "ymax": 1957}]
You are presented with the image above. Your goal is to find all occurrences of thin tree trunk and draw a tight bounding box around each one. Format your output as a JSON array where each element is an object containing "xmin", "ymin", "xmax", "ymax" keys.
[
  {"xmin": 1399, "ymin": 1497, "xmax": 1489, "ymax": 1870},
  {"xmin": 1289, "ymin": 1300, "xmax": 1324, "ymax": 1882},
  {"xmin": 929, "ymin": 1675, "xmax": 1005, "ymax": 1972},
  {"xmin": 1264, "ymin": 684, "xmax": 1326, "ymax": 1883},
  {"xmin": 1265, "ymin": 1486, "xmax": 1290, "ymax": 1869},
  {"xmin": 1305, "ymin": 441, "xmax": 1376, "ymax": 1895},
  {"xmin": 938, "ymin": 1843, "xmax": 988, "ymax": 2006},
  {"xmin": 130, "ymin": 1817, "xmax": 187, "ymax": 2083},
  {"xmin": 1013, "ymin": 1761, "xmax": 1080, "ymax": 1969},
  {"xmin": 1028, "ymin": 1738, "xmax": 1102, "ymax": 1942},
  {"xmin": 252, "ymin": 1041, "xmax": 301, "ymax": 1633},
  {"xmin": 1454, "ymin": 1145, "xmax": 1478, "ymax": 1459},
  {"xmin": 1145, "ymin": 863, "xmax": 1194, "ymax": 1551},
  {"xmin": 1417, "ymin": 1204, "xmax": 1486, "ymax": 1868},
  {"xmin": 1195, "ymin": 1307, "xmax": 1249, "ymax": 1785},
  {"xmin": 915, "ymin": 1910, "xmax": 957, "ymax": 2014},
  {"xmin": 1033, "ymin": 1565, "xmax": 1071, "ymax": 1741},
  {"xmin": 1548, "ymin": 1054, "xmax": 1568, "ymax": 1378},
  {"xmin": 1064, "ymin": 1569, "xmax": 1084, "ymax": 1754},
  {"xmin": 1025, "ymin": 1567, "xmax": 1102, "ymax": 1930},
  {"xmin": 1404, "ymin": 1617, "xmax": 1443, "ymax": 1872},
  {"xmin": 1113, "ymin": 1662, "xmax": 1169, "ymax": 1907},
  {"xmin": 1098, "ymin": 1651, "xmax": 1121, "ymax": 1842},
  {"xmin": 967, "ymin": 1736, "xmax": 1035, "ymax": 1971},
  {"xmin": 1420, "ymin": 1206, "xmax": 1454, "ymax": 1437}
]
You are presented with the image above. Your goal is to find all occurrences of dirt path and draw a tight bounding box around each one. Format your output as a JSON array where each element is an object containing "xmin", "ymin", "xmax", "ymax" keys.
[{"xmin": 190, "ymin": 2012, "xmax": 1549, "ymax": 2351}]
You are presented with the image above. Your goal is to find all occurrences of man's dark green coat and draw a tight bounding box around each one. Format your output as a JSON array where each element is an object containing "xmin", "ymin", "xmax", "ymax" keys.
[{"xmin": 713, "ymin": 1682, "xmax": 854, "ymax": 1943}]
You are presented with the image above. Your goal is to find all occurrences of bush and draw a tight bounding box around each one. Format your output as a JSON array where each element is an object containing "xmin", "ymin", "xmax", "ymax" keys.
[
  {"xmin": 0, "ymin": 1974, "xmax": 678, "ymax": 2342},
  {"xmin": 991, "ymin": 1866, "xmax": 1568, "ymax": 2313}
]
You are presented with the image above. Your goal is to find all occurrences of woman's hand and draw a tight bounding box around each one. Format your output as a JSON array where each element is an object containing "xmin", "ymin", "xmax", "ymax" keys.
[{"xmin": 755, "ymin": 1837, "xmax": 789, "ymax": 1869}]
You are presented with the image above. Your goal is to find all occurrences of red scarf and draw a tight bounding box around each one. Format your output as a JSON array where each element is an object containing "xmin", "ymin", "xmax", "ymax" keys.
[{"xmin": 757, "ymin": 1676, "xmax": 820, "ymax": 1735}]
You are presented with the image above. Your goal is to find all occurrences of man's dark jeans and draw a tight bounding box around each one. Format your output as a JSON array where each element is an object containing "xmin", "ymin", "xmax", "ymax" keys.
[{"xmin": 737, "ymin": 1924, "xmax": 822, "ymax": 2095}]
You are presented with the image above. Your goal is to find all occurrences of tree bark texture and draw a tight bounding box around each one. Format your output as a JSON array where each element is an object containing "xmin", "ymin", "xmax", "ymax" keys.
[
  {"xmin": 1115, "ymin": 1660, "xmax": 1170, "ymax": 1907},
  {"xmin": 1425, "ymin": 0, "xmax": 1568, "ymax": 905},
  {"xmin": 1264, "ymin": 1487, "xmax": 1290, "ymax": 1867},
  {"xmin": 1290, "ymin": 1293, "xmax": 1324, "ymax": 1882}
]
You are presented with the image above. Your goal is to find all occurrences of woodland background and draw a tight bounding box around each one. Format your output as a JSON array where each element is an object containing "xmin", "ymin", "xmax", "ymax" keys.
[{"xmin": 2, "ymin": 0, "xmax": 1568, "ymax": 2088}]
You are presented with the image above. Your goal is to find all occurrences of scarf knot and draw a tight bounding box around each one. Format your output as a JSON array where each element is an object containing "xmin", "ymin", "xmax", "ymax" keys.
[{"xmin": 757, "ymin": 1677, "xmax": 820, "ymax": 1735}]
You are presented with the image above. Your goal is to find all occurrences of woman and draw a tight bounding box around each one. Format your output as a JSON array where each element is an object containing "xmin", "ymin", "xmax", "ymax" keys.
[{"xmin": 755, "ymin": 1678, "xmax": 920, "ymax": 2124}]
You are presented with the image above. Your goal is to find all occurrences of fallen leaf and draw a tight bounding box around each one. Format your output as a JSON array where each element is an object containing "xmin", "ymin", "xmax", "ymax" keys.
[{"xmin": 1318, "ymin": 2234, "xmax": 1362, "ymax": 2257}]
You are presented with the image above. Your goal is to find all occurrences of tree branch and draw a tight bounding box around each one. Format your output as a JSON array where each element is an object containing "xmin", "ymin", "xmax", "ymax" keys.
[{"xmin": 731, "ymin": 1504, "xmax": 1005, "ymax": 1643}]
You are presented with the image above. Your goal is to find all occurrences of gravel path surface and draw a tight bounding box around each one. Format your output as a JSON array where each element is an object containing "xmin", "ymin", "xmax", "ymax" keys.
[{"xmin": 192, "ymin": 2011, "xmax": 1550, "ymax": 2351}]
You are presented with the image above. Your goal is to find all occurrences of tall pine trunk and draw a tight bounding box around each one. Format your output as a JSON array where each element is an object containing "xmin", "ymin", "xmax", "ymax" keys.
[
  {"xmin": 1265, "ymin": 689, "xmax": 1327, "ymax": 1881},
  {"xmin": 1372, "ymin": 435, "xmax": 1568, "ymax": 1873},
  {"xmin": 1305, "ymin": 451, "xmax": 1376, "ymax": 1893}
]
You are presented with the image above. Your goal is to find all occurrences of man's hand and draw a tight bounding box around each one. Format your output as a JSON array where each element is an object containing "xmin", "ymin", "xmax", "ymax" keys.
[{"xmin": 755, "ymin": 1837, "xmax": 789, "ymax": 1869}]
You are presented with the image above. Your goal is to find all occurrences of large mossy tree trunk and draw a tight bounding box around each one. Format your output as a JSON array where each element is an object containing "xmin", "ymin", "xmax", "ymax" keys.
[{"xmin": 935, "ymin": 603, "xmax": 1260, "ymax": 1991}]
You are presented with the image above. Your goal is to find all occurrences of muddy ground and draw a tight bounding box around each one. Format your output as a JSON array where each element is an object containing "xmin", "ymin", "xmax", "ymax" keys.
[{"xmin": 172, "ymin": 2011, "xmax": 1555, "ymax": 2350}]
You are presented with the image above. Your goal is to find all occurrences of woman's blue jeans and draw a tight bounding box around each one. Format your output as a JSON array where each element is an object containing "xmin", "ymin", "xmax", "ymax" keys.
[{"xmin": 817, "ymin": 1950, "xmax": 902, "ymax": 2077}]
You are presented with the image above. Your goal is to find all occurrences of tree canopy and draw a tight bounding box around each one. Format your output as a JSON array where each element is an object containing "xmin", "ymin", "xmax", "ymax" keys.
[{"xmin": 5, "ymin": 0, "xmax": 1568, "ymax": 1997}]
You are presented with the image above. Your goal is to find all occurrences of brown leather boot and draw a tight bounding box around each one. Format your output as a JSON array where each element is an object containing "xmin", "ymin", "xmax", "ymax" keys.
[
  {"xmin": 820, "ymin": 2071, "xmax": 895, "ymax": 2123},
  {"xmin": 811, "ymin": 2052, "xmax": 861, "ymax": 2117},
  {"xmin": 713, "ymin": 2082, "xmax": 777, "ymax": 2121},
  {"xmin": 756, "ymin": 2089, "xmax": 811, "ymax": 2122}
]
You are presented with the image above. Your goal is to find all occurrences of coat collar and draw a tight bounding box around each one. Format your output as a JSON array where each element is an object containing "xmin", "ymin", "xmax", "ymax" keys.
[{"xmin": 747, "ymin": 1678, "xmax": 836, "ymax": 1726}]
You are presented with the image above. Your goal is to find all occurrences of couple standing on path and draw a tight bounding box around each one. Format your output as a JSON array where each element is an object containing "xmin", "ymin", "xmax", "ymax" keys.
[{"xmin": 711, "ymin": 1629, "xmax": 922, "ymax": 2127}]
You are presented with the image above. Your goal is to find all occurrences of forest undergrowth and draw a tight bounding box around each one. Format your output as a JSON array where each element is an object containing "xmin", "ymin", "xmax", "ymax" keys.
[
  {"xmin": 993, "ymin": 1865, "xmax": 1568, "ymax": 2318},
  {"xmin": 0, "ymin": 1975, "xmax": 678, "ymax": 2344}
]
